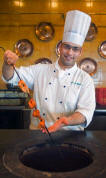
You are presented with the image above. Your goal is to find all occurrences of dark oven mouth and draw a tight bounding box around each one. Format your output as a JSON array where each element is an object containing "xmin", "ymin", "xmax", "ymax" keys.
[
  {"xmin": 19, "ymin": 143, "xmax": 93, "ymax": 172},
  {"xmin": 3, "ymin": 143, "xmax": 94, "ymax": 178}
]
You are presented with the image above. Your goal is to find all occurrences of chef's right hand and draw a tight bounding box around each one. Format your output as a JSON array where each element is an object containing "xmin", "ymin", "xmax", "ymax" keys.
[{"xmin": 4, "ymin": 50, "xmax": 18, "ymax": 65}]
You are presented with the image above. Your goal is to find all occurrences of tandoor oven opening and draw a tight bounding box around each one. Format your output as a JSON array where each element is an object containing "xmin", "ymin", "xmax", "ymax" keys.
[{"xmin": 19, "ymin": 143, "xmax": 93, "ymax": 172}]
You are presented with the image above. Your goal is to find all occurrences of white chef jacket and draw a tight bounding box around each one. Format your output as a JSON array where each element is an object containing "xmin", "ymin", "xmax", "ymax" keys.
[{"xmin": 2, "ymin": 60, "xmax": 96, "ymax": 130}]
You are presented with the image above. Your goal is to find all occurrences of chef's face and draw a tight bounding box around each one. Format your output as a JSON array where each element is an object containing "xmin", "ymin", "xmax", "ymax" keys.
[{"xmin": 58, "ymin": 42, "xmax": 82, "ymax": 69}]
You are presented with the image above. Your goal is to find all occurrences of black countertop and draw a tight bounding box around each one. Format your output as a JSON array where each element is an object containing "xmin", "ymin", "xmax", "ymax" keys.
[
  {"xmin": 0, "ymin": 130, "xmax": 106, "ymax": 178},
  {"xmin": 0, "ymin": 103, "xmax": 106, "ymax": 110},
  {"xmin": 95, "ymin": 104, "xmax": 106, "ymax": 113}
]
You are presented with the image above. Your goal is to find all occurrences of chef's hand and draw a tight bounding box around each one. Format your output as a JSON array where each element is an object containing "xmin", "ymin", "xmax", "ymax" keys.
[
  {"xmin": 41, "ymin": 112, "xmax": 85, "ymax": 133},
  {"xmin": 41, "ymin": 117, "xmax": 69, "ymax": 133},
  {"xmin": 4, "ymin": 50, "xmax": 18, "ymax": 65}
]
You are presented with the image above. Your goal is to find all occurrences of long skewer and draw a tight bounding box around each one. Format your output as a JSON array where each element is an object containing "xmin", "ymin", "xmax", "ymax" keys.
[{"xmin": 0, "ymin": 46, "xmax": 55, "ymax": 145}]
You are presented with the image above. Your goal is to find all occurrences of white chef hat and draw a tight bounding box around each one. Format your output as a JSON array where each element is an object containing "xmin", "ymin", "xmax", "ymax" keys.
[{"xmin": 62, "ymin": 10, "xmax": 91, "ymax": 46}]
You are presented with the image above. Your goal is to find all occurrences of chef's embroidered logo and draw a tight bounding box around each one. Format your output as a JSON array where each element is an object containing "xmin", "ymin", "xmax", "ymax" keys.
[{"xmin": 71, "ymin": 82, "xmax": 81, "ymax": 85}]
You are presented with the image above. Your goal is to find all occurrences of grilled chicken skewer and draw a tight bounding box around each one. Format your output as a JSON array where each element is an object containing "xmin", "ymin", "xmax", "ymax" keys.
[{"xmin": 1, "ymin": 46, "xmax": 55, "ymax": 144}]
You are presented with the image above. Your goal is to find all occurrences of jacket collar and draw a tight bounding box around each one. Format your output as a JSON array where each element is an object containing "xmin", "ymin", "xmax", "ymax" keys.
[{"xmin": 54, "ymin": 60, "xmax": 78, "ymax": 74}]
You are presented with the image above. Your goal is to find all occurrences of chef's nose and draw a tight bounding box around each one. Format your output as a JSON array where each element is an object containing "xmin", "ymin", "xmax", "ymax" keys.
[{"xmin": 66, "ymin": 48, "xmax": 74, "ymax": 55}]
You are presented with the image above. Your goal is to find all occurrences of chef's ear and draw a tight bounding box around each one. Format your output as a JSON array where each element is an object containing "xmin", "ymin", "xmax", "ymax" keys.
[
  {"xmin": 57, "ymin": 42, "xmax": 62, "ymax": 56},
  {"xmin": 58, "ymin": 42, "xmax": 62, "ymax": 50}
]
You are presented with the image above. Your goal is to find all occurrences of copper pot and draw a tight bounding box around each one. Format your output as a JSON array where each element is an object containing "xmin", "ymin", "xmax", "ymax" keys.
[{"xmin": 78, "ymin": 57, "xmax": 97, "ymax": 76}]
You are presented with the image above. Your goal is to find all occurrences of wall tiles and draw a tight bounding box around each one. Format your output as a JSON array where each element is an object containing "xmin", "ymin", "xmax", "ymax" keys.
[{"xmin": 0, "ymin": 0, "xmax": 106, "ymax": 88}]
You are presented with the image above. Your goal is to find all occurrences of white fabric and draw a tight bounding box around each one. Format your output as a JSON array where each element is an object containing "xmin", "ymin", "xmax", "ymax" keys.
[
  {"xmin": 2, "ymin": 61, "xmax": 95, "ymax": 131},
  {"xmin": 63, "ymin": 10, "xmax": 91, "ymax": 46}
]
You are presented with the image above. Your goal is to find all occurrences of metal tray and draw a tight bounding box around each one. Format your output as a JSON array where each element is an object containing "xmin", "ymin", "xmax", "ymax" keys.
[
  {"xmin": 35, "ymin": 57, "xmax": 52, "ymax": 64},
  {"xmin": 14, "ymin": 39, "xmax": 34, "ymax": 58},
  {"xmin": 98, "ymin": 41, "xmax": 106, "ymax": 59},
  {"xmin": 85, "ymin": 22, "xmax": 98, "ymax": 41},
  {"xmin": 0, "ymin": 90, "xmax": 28, "ymax": 106},
  {"xmin": 35, "ymin": 22, "xmax": 55, "ymax": 41}
]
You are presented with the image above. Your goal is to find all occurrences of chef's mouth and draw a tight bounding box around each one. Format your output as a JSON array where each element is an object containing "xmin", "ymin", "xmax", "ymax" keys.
[{"xmin": 64, "ymin": 55, "xmax": 74, "ymax": 61}]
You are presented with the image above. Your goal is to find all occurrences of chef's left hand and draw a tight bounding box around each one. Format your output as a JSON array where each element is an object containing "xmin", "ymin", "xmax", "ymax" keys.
[{"xmin": 41, "ymin": 117, "xmax": 68, "ymax": 133}]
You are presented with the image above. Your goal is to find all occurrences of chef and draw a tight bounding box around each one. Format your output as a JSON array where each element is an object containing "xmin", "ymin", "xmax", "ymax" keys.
[{"xmin": 2, "ymin": 10, "xmax": 95, "ymax": 132}]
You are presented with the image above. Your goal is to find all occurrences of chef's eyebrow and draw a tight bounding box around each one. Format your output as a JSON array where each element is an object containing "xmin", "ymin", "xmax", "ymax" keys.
[{"xmin": 62, "ymin": 43, "xmax": 81, "ymax": 50}]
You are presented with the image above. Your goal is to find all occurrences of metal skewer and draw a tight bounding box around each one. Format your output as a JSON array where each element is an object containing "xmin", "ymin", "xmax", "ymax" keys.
[
  {"xmin": 13, "ymin": 68, "xmax": 54, "ymax": 144},
  {"xmin": 0, "ymin": 46, "xmax": 55, "ymax": 144},
  {"xmin": 1, "ymin": 46, "xmax": 64, "ymax": 159},
  {"xmin": 44, "ymin": 126, "xmax": 55, "ymax": 144},
  {"xmin": 12, "ymin": 65, "xmax": 22, "ymax": 81}
]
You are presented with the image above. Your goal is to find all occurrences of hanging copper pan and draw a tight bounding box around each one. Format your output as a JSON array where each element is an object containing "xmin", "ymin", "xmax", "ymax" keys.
[
  {"xmin": 35, "ymin": 57, "xmax": 52, "ymax": 64},
  {"xmin": 78, "ymin": 57, "xmax": 97, "ymax": 76},
  {"xmin": 98, "ymin": 41, "xmax": 106, "ymax": 59},
  {"xmin": 35, "ymin": 22, "xmax": 55, "ymax": 41},
  {"xmin": 14, "ymin": 39, "xmax": 34, "ymax": 58},
  {"xmin": 85, "ymin": 22, "xmax": 98, "ymax": 41},
  {"xmin": 56, "ymin": 40, "xmax": 62, "ymax": 57}
]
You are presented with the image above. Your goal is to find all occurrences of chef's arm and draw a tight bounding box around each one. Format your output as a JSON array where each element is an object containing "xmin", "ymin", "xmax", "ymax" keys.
[
  {"xmin": 2, "ymin": 61, "xmax": 14, "ymax": 80},
  {"xmin": 2, "ymin": 50, "xmax": 18, "ymax": 81},
  {"xmin": 44, "ymin": 112, "xmax": 85, "ymax": 133},
  {"xmin": 60, "ymin": 112, "xmax": 85, "ymax": 125}
]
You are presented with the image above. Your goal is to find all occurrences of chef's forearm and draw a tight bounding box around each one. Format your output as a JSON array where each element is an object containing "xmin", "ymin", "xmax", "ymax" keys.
[
  {"xmin": 47, "ymin": 112, "xmax": 86, "ymax": 133},
  {"xmin": 2, "ymin": 61, "xmax": 14, "ymax": 81},
  {"xmin": 2, "ymin": 50, "xmax": 18, "ymax": 81},
  {"xmin": 60, "ymin": 112, "xmax": 86, "ymax": 126}
]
